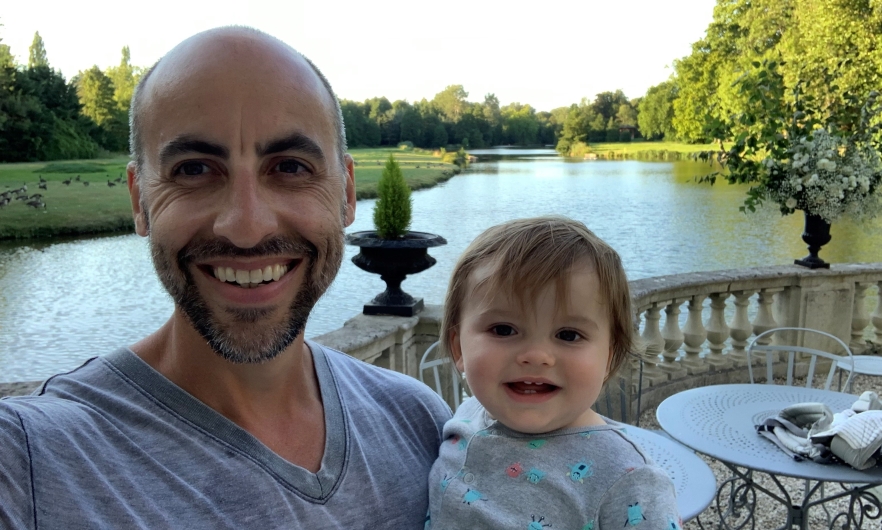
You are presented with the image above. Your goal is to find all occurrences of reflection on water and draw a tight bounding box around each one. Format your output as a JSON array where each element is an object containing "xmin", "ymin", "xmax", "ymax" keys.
[{"xmin": 2, "ymin": 151, "xmax": 880, "ymax": 381}]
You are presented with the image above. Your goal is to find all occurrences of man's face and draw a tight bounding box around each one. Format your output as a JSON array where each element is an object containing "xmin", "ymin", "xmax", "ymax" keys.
[{"xmin": 129, "ymin": 35, "xmax": 355, "ymax": 363}]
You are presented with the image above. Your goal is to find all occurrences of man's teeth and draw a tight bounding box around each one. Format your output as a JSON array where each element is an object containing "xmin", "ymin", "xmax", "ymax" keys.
[{"xmin": 212, "ymin": 264, "xmax": 288, "ymax": 286}]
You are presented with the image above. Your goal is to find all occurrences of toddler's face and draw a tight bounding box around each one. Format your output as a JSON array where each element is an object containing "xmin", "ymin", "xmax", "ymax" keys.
[{"xmin": 450, "ymin": 264, "xmax": 612, "ymax": 434}]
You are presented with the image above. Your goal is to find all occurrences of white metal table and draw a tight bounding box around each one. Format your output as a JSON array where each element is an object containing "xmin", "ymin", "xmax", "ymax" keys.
[
  {"xmin": 657, "ymin": 384, "xmax": 882, "ymax": 529},
  {"xmin": 626, "ymin": 426, "xmax": 716, "ymax": 522}
]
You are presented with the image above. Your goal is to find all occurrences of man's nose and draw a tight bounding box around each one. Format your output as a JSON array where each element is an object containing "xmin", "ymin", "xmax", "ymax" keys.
[
  {"xmin": 516, "ymin": 343, "xmax": 555, "ymax": 367},
  {"xmin": 212, "ymin": 170, "xmax": 278, "ymax": 248}
]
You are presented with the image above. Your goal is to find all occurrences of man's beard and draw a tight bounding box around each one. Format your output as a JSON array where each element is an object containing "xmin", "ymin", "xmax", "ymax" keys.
[{"xmin": 149, "ymin": 232, "xmax": 344, "ymax": 364}]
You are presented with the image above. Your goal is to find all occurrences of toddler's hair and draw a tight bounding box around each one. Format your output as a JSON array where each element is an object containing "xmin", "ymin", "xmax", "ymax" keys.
[{"xmin": 440, "ymin": 215, "xmax": 635, "ymax": 382}]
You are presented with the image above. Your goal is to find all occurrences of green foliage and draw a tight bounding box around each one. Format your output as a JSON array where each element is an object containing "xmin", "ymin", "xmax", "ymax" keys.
[
  {"xmin": 27, "ymin": 32, "xmax": 48, "ymax": 69},
  {"xmin": 696, "ymin": 59, "xmax": 882, "ymax": 219},
  {"xmin": 0, "ymin": 64, "xmax": 99, "ymax": 162},
  {"xmin": 76, "ymin": 66, "xmax": 116, "ymax": 127},
  {"xmin": 432, "ymin": 85, "xmax": 468, "ymax": 122},
  {"xmin": 372, "ymin": 154, "xmax": 412, "ymax": 239},
  {"xmin": 639, "ymin": 80, "xmax": 679, "ymax": 140},
  {"xmin": 37, "ymin": 161, "xmax": 107, "ymax": 173},
  {"xmin": 431, "ymin": 123, "xmax": 448, "ymax": 147}
]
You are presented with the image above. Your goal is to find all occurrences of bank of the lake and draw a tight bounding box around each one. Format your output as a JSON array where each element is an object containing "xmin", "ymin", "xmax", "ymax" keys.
[
  {"xmin": 566, "ymin": 140, "xmax": 718, "ymax": 161},
  {"xmin": 0, "ymin": 148, "xmax": 459, "ymax": 240}
]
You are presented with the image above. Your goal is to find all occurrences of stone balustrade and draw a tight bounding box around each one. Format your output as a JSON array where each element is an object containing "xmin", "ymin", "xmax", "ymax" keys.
[
  {"xmin": 629, "ymin": 262, "xmax": 882, "ymax": 421},
  {"xmin": 3, "ymin": 264, "xmax": 882, "ymax": 424}
]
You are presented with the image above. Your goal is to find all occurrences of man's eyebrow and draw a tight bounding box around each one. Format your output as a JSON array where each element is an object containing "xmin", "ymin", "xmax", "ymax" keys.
[
  {"xmin": 257, "ymin": 132, "xmax": 326, "ymax": 162},
  {"xmin": 159, "ymin": 137, "xmax": 229, "ymax": 167}
]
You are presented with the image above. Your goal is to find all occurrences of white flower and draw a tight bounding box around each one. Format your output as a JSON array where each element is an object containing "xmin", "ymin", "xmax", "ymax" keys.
[{"xmin": 786, "ymin": 198, "xmax": 798, "ymax": 208}]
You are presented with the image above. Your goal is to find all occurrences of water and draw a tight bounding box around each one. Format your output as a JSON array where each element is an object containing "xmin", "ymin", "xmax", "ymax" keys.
[{"xmin": 2, "ymin": 149, "xmax": 880, "ymax": 382}]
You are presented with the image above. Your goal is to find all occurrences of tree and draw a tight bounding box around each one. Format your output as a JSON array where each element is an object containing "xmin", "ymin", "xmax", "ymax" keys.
[
  {"xmin": 0, "ymin": 21, "xmax": 13, "ymax": 68},
  {"xmin": 373, "ymin": 155, "xmax": 412, "ymax": 239},
  {"xmin": 432, "ymin": 85, "xmax": 469, "ymax": 122},
  {"xmin": 501, "ymin": 103, "xmax": 539, "ymax": 145},
  {"xmin": 431, "ymin": 122, "xmax": 448, "ymax": 147},
  {"xmin": 106, "ymin": 46, "xmax": 138, "ymax": 112},
  {"xmin": 590, "ymin": 90, "xmax": 630, "ymax": 125},
  {"xmin": 638, "ymin": 80, "xmax": 679, "ymax": 140},
  {"xmin": 615, "ymin": 102, "xmax": 639, "ymax": 127},
  {"xmin": 28, "ymin": 32, "xmax": 48, "ymax": 69},
  {"xmin": 76, "ymin": 66, "xmax": 116, "ymax": 127}
]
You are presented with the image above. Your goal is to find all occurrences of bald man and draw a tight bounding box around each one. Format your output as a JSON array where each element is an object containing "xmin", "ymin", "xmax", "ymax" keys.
[{"xmin": 0, "ymin": 27, "xmax": 450, "ymax": 529}]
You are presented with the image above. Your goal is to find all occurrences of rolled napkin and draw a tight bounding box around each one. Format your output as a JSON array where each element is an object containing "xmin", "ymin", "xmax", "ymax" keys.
[{"xmin": 756, "ymin": 403, "xmax": 835, "ymax": 462}]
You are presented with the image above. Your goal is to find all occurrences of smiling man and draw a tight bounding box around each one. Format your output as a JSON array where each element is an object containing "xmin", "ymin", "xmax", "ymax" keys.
[{"xmin": 0, "ymin": 27, "xmax": 450, "ymax": 528}]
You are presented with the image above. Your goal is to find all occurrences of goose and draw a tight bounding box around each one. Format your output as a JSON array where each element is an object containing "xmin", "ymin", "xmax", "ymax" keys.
[
  {"xmin": 62, "ymin": 178, "xmax": 71, "ymax": 185},
  {"xmin": 107, "ymin": 180, "xmax": 116, "ymax": 187}
]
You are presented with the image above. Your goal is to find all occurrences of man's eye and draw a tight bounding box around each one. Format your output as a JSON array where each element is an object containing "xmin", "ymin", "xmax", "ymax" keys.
[
  {"xmin": 557, "ymin": 330, "xmax": 581, "ymax": 342},
  {"xmin": 175, "ymin": 162, "xmax": 210, "ymax": 176},
  {"xmin": 490, "ymin": 325, "xmax": 515, "ymax": 337},
  {"xmin": 275, "ymin": 160, "xmax": 307, "ymax": 173}
]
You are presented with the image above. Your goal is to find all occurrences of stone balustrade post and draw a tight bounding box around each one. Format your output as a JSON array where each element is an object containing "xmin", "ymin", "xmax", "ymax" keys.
[
  {"xmin": 660, "ymin": 299, "xmax": 687, "ymax": 378},
  {"xmin": 705, "ymin": 292, "xmax": 733, "ymax": 370},
  {"xmin": 639, "ymin": 304, "xmax": 669, "ymax": 385},
  {"xmin": 728, "ymin": 290, "xmax": 756, "ymax": 365},
  {"xmin": 681, "ymin": 294, "xmax": 709, "ymax": 374},
  {"xmin": 851, "ymin": 283, "xmax": 871, "ymax": 354},
  {"xmin": 751, "ymin": 288, "xmax": 783, "ymax": 366},
  {"xmin": 871, "ymin": 281, "xmax": 882, "ymax": 347}
]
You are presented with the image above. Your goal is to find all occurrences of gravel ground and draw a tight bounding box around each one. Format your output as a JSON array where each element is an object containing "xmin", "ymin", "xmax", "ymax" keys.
[{"xmin": 640, "ymin": 373, "xmax": 882, "ymax": 529}]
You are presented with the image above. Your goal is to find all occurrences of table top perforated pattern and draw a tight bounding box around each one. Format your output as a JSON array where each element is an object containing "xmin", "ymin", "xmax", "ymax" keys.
[
  {"xmin": 657, "ymin": 384, "xmax": 882, "ymax": 482},
  {"xmin": 627, "ymin": 427, "xmax": 716, "ymax": 520}
]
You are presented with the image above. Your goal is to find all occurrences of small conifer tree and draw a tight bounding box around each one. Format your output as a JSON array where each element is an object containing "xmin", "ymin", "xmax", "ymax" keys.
[{"xmin": 373, "ymin": 154, "xmax": 412, "ymax": 238}]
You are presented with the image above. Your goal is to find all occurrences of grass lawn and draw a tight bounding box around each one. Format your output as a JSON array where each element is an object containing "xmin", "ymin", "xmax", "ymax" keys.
[
  {"xmin": 0, "ymin": 147, "xmax": 456, "ymax": 240},
  {"xmin": 576, "ymin": 141, "xmax": 721, "ymax": 161}
]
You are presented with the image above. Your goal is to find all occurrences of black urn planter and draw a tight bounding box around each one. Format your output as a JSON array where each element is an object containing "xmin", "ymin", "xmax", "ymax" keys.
[
  {"xmin": 794, "ymin": 212, "xmax": 832, "ymax": 269},
  {"xmin": 346, "ymin": 231, "xmax": 447, "ymax": 317}
]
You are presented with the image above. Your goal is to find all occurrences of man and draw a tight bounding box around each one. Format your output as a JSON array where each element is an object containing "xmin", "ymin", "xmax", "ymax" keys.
[{"xmin": 0, "ymin": 27, "xmax": 450, "ymax": 528}]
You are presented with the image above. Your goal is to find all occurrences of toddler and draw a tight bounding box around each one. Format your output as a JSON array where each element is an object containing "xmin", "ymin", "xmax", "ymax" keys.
[{"xmin": 427, "ymin": 216, "xmax": 681, "ymax": 529}]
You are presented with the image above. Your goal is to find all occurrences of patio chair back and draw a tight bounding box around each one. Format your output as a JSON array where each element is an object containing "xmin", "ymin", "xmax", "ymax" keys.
[
  {"xmin": 418, "ymin": 341, "xmax": 469, "ymax": 410},
  {"xmin": 747, "ymin": 327, "xmax": 855, "ymax": 391}
]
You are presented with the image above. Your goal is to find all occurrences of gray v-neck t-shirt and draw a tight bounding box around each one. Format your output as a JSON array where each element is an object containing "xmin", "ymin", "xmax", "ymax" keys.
[{"xmin": 0, "ymin": 341, "xmax": 451, "ymax": 529}]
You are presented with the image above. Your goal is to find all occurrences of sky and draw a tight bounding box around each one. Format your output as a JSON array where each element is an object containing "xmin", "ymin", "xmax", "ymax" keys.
[{"xmin": 2, "ymin": 0, "xmax": 717, "ymax": 112}]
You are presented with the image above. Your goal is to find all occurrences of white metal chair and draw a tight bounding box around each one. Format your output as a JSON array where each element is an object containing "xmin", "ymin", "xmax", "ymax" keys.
[
  {"xmin": 747, "ymin": 327, "xmax": 855, "ymax": 391},
  {"xmin": 418, "ymin": 341, "xmax": 469, "ymax": 409},
  {"xmin": 744, "ymin": 327, "xmax": 856, "ymax": 526}
]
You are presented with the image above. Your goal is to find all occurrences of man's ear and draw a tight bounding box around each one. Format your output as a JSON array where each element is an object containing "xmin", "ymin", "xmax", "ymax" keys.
[
  {"xmin": 127, "ymin": 161, "xmax": 148, "ymax": 237},
  {"xmin": 449, "ymin": 328, "xmax": 465, "ymax": 373},
  {"xmin": 343, "ymin": 153, "xmax": 356, "ymax": 227}
]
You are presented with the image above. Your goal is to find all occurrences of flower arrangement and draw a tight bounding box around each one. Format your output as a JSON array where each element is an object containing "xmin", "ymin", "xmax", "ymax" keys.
[
  {"xmin": 698, "ymin": 61, "xmax": 882, "ymax": 224},
  {"xmin": 764, "ymin": 127, "xmax": 882, "ymax": 223}
]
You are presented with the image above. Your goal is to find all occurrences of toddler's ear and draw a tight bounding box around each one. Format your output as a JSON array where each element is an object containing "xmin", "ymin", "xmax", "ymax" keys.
[{"xmin": 449, "ymin": 328, "xmax": 465, "ymax": 373}]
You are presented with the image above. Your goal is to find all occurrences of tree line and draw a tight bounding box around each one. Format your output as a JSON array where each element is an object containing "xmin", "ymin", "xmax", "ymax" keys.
[
  {"xmin": 7, "ymin": 0, "xmax": 874, "ymax": 163},
  {"xmin": 0, "ymin": 25, "xmax": 646, "ymax": 163},
  {"xmin": 340, "ymin": 86, "xmax": 639, "ymax": 152}
]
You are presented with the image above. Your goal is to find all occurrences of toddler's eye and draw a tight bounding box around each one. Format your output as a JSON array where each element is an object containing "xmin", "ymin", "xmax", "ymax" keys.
[
  {"xmin": 557, "ymin": 330, "xmax": 581, "ymax": 342},
  {"xmin": 490, "ymin": 325, "xmax": 515, "ymax": 337}
]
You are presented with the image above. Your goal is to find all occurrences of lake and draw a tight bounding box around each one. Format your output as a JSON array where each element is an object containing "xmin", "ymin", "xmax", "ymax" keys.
[{"xmin": 2, "ymin": 148, "xmax": 880, "ymax": 382}]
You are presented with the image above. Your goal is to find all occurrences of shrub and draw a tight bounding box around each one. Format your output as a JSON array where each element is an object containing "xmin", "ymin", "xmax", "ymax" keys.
[
  {"xmin": 397, "ymin": 141, "xmax": 414, "ymax": 150},
  {"xmin": 373, "ymin": 154, "xmax": 412, "ymax": 239}
]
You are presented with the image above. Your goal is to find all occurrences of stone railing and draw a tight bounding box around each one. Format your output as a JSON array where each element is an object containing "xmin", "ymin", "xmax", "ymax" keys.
[{"xmin": 4, "ymin": 263, "xmax": 881, "ymax": 422}]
